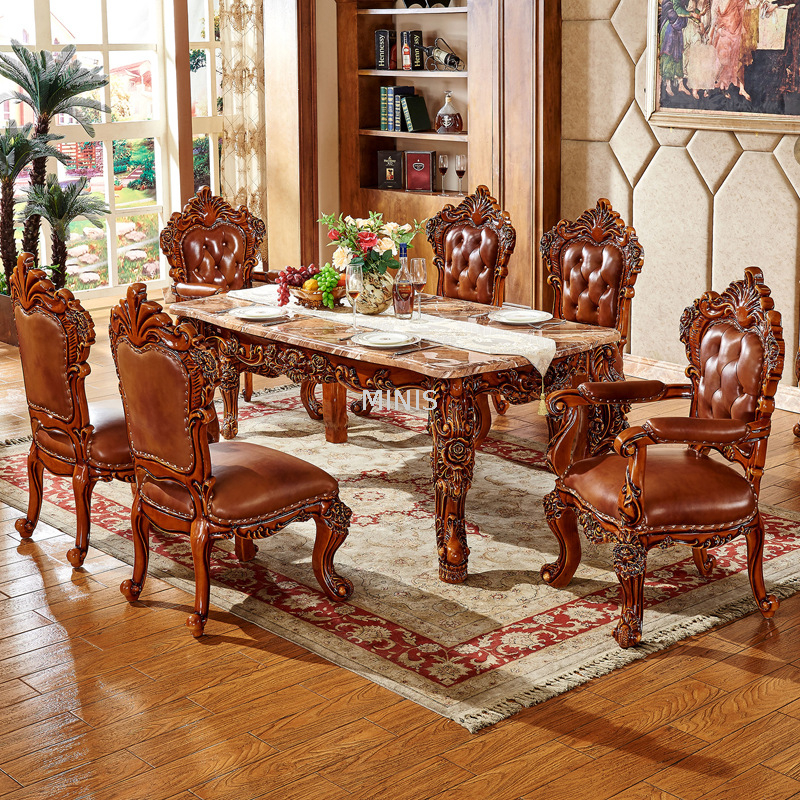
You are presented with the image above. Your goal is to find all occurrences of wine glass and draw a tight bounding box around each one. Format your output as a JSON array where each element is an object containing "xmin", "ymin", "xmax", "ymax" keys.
[
  {"xmin": 455, "ymin": 154, "xmax": 467, "ymax": 195},
  {"xmin": 410, "ymin": 258, "xmax": 426, "ymax": 320},
  {"xmin": 345, "ymin": 263, "xmax": 364, "ymax": 331},
  {"xmin": 438, "ymin": 154, "xmax": 449, "ymax": 196}
]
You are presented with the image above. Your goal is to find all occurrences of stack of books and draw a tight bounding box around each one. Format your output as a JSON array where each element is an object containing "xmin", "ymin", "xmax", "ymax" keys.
[{"xmin": 379, "ymin": 87, "xmax": 431, "ymax": 133}]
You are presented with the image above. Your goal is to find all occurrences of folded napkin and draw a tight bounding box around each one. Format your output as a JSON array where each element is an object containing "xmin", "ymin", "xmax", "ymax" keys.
[{"xmin": 227, "ymin": 286, "xmax": 557, "ymax": 375}]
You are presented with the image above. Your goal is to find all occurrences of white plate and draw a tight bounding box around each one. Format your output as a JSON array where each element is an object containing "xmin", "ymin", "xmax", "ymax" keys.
[
  {"xmin": 350, "ymin": 331, "xmax": 421, "ymax": 349},
  {"xmin": 226, "ymin": 305, "xmax": 286, "ymax": 321},
  {"xmin": 488, "ymin": 308, "xmax": 553, "ymax": 325}
]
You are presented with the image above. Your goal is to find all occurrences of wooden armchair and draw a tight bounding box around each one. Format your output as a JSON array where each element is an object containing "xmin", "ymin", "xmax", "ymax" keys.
[
  {"xmin": 160, "ymin": 185, "xmax": 266, "ymax": 403},
  {"xmin": 543, "ymin": 268, "xmax": 784, "ymax": 648},
  {"xmin": 11, "ymin": 253, "xmax": 134, "ymax": 566},
  {"xmin": 109, "ymin": 284, "xmax": 353, "ymax": 637}
]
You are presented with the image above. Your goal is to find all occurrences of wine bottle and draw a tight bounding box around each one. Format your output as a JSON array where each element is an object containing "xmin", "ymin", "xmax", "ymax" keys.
[{"xmin": 393, "ymin": 243, "xmax": 414, "ymax": 319}]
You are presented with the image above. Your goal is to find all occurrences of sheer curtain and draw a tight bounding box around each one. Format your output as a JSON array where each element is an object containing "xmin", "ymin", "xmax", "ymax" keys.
[{"xmin": 218, "ymin": 0, "xmax": 268, "ymax": 264}]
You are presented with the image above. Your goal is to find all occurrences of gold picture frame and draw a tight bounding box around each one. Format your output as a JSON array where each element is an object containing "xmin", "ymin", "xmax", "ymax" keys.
[{"xmin": 646, "ymin": 0, "xmax": 800, "ymax": 133}]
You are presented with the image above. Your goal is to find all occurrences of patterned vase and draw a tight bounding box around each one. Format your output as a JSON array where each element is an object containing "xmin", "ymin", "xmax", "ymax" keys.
[{"xmin": 352, "ymin": 271, "xmax": 394, "ymax": 315}]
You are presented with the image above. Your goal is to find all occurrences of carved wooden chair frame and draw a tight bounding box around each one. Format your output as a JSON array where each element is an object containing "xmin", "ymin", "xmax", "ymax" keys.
[
  {"xmin": 11, "ymin": 252, "xmax": 135, "ymax": 566},
  {"xmin": 540, "ymin": 198, "xmax": 643, "ymax": 353},
  {"xmin": 110, "ymin": 284, "xmax": 353, "ymax": 637},
  {"xmin": 160, "ymin": 185, "xmax": 266, "ymax": 403},
  {"xmin": 543, "ymin": 268, "xmax": 784, "ymax": 649},
  {"xmin": 426, "ymin": 184, "xmax": 516, "ymax": 308}
]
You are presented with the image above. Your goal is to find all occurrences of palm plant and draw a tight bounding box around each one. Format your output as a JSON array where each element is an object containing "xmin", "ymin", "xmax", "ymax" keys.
[
  {"xmin": 21, "ymin": 176, "xmax": 109, "ymax": 290},
  {"xmin": 0, "ymin": 42, "xmax": 109, "ymax": 263},
  {"xmin": 0, "ymin": 122, "xmax": 69, "ymax": 287}
]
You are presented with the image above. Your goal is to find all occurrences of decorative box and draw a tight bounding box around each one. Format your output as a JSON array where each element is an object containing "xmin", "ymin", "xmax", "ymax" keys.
[
  {"xmin": 378, "ymin": 150, "xmax": 404, "ymax": 189},
  {"xmin": 405, "ymin": 150, "xmax": 435, "ymax": 192}
]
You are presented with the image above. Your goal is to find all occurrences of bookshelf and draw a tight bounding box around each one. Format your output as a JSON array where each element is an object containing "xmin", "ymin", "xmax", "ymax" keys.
[{"xmin": 336, "ymin": 0, "xmax": 498, "ymax": 287}]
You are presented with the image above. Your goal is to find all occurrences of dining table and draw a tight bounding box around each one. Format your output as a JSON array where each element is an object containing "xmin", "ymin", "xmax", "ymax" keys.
[{"xmin": 170, "ymin": 289, "xmax": 622, "ymax": 584}]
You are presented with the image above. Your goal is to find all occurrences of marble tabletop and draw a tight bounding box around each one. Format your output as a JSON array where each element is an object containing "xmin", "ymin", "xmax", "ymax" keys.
[{"xmin": 171, "ymin": 293, "xmax": 621, "ymax": 380}]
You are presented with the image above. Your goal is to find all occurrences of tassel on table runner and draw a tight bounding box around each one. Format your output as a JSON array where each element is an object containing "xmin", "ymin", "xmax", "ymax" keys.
[{"xmin": 538, "ymin": 377, "xmax": 547, "ymax": 416}]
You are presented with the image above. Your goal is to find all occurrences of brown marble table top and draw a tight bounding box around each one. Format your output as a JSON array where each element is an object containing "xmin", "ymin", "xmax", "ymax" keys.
[{"xmin": 171, "ymin": 294, "xmax": 621, "ymax": 380}]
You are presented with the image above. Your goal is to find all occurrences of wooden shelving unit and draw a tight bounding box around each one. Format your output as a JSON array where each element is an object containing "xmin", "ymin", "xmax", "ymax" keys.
[{"xmin": 337, "ymin": 0, "xmax": 497, "ymax": 285}]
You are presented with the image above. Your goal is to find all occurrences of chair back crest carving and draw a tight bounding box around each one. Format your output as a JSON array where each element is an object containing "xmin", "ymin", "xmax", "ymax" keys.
[
  {"xmin": 680, "ymin": 267, "xmax": 784, "ymax": 434},
  {"xmin": 159, "ymin": 186, "xmax": 266, "ymax": 299},
  {"xmin": 10, "ymin": 252, "xmax": 94, "ymax": 428},
  {"xmin": 425, "ymin": 185, "xmax": 516, "ymax": 306},
  {"xmin": 110, "ymin": 284, "xmax": 217, "ymax": 481},
  {"xmin": 540, "ymin": 199, "xmax": 643, "ymax": 348}
]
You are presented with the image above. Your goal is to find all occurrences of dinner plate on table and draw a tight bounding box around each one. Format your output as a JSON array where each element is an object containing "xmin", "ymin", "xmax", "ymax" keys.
[
  {"xmin": 488, "ymin": 308, "xmax": 553, "ymax": 325},
  {"xmin": 226, "ymin": 306, "xmax": 286, "ymax": 321},
  {"xmin": 350, "ymin": 331, "xmax": 421, "ymax": 349}
]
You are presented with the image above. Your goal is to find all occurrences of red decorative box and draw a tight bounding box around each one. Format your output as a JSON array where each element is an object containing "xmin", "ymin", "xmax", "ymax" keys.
[{"xmin": 405, "ymin": 150, "xmax": 436, "ymax": 192}]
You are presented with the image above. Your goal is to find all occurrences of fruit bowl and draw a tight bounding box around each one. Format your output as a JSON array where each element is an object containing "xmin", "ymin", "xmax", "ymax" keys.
[{"xmin": 289, "ymin": 285, "xmax": 346, "ymax": 309}]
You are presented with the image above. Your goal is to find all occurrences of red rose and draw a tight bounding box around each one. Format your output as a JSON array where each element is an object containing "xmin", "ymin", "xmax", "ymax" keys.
[
  {"xmin": 357, "ymin": 231, "xmax": 378, "ymax": 253},
  {"xmin": 328, "ymin": 229, "xmax": 341, "ymax": 241}
]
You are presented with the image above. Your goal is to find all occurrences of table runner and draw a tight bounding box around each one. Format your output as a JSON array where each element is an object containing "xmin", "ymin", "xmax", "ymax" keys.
[{"xmin": 227, "ymin": 285, "xmax": 557, "ymax": 375}]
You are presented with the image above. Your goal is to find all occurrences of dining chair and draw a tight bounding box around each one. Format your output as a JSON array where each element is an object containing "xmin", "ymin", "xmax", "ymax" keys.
[
  {"xmin": 160, "ymin": 185, "xmax": 266, "ymax": 403},
  {"xmin": 10, "ymin": 252, "xmax": 135, "ymax": 567},
  {"xmin": 109, "ymin": 284, "xmax": 353, "ymax": 637},
  {"xmin": 543, "ymin": 267, "xmax": 784, "ymax": 649}
]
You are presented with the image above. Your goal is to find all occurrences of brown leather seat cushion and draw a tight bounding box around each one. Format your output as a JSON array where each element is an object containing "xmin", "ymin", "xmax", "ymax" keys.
[
  {"xmin": 35, "ymin": 398, "xmax": 131, "ymax": 470},
  {"xmin": 563, "ymin": 448, "xmax": 757, "ymax": 527},
  {"xmin": 140, "ymin": 441, "xmax": 338, "ymax": 522}
]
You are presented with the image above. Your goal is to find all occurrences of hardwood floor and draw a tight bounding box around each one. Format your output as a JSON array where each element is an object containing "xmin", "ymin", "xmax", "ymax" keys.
[{"xmin": 1, "ymin": 316, "xmax": 800, "ymax": 799}]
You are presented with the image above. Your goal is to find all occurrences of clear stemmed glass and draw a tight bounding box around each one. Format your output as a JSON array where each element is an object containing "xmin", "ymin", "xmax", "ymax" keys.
[
  {"xmin": 438, "ymin": 154, "xmax": 449, "ymax": 196},
  {"xmin": 345, "ymin": 263, "xmax": 364, "ymax": 331},
  {"xmin": 410, "ymin": 258, "xmax": 426, "ymax": 321},
  {"xmin": 455, "ymin": 154, "xmax": 467, "ymax": 195}
]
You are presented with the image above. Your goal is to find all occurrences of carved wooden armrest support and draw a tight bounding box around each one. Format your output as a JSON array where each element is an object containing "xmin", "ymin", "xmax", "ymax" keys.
[{"xmin": 635, "ymin": 417, "xmax": 750, "ymax": 447}]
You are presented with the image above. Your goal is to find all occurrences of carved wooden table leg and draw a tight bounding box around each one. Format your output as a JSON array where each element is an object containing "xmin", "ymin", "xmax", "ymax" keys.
[
  {"xmin": 218, "ymin": 345, "xmax": 240, "ymax": 440},
  {"xmin": 429, "ymin": 378, "xmax": 480, "ymax": 583},
  {"xmin": 323, "ymin": 382, "xmax": 348, "ymax": 443},
  {"xmin": 300, "ymin": 380, "xmax": 323, "ymax": 420}
]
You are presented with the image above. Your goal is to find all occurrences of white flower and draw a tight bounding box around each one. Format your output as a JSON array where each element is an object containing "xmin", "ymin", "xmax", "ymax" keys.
[
  {"xmin": 374, "ymin": 237, "xmax": 396, "ymax": 255},
  {"xmin": 332, "ymin": 246, "xmax": 352, "ymax": 269},
  {"xmin": 382, "ymin": 221, "xmax": 400, "ymax": 234},
  {"xmin": 344, "ymin": 215, "xmax": 356, "ymax": 225},
  {"xmin": 399, "ymin": 223, "xmax": 412, "ymax": 233},
  {"xmin": 356, "ymin": 217, "xmax": 372, "ymax": 229}
]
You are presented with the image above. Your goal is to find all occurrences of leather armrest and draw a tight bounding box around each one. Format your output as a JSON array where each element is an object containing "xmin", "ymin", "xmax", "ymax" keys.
[
  {"xmin": 174, "ymin": 283, "xmax": 223, "ymax": 300},
  {"xmin": 577, "ymin": 380, "xmax": 691, "ymax": 404},
  {"xmin": 641, "ymin": 417, "xmax": 750, "ymax": 445}
]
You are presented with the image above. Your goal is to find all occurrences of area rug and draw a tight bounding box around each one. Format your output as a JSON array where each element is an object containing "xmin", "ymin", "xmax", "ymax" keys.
[{"xmin": 1, "ymin": 386, "xmax": 800, "ymax": 732}]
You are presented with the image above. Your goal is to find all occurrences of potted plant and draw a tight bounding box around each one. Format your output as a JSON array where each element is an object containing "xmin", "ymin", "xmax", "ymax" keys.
[
  {"xmin": 318, "ymin": 211, "xmax": 424, "ymax": 314},
  {"xmin": 0, "ymin": 122, "xmax": 70, "ymax": 345},
  {"xmin": 0, "ymin": 41, "xmax": 109, "ymax": 266},
  {"xmin": 20, "ymin": 175, "xmax": 109, "ymax": 291}
]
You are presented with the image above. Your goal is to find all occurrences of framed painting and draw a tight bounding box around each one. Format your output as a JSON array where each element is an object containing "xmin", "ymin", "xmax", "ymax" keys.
[{"xmin": 646, "ymin": 0, "xmax": 800, "ymax": 132}]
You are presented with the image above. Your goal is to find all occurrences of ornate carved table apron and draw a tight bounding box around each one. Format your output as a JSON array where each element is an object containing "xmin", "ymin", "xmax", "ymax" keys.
[{"xmin": 172, "ymin": 295, "xmax": 621, "ymax": 584}]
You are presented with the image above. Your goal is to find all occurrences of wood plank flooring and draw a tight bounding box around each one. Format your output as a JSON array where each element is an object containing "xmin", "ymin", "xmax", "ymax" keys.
[{"xmin": 1, "ymin": 314, "xmax": 800, "ymax": 799}]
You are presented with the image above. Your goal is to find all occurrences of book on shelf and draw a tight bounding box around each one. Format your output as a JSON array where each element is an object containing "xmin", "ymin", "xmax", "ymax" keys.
[
  {"xmin": 380, "ymin": 86, "xmax": 389, "ymax": 131},
  {"xmin": 405, "ymin": 150, "xmax": 435, "ymax": 192},
  {"xmin": 374, "ymin": 30, "xmax": 397, "ymax": 70},
  {"xmin": 387, "ymin": 85, "xmax": 414, "ymax": 132},
  {"xmin": 378, "ymin": 150, "xmax": 404, "ymax": 189},
  {"xmin": 410, "ymin": 31, "xmax": 424, "ymax": 70},
  {"xmin": 401, "ymin": 94, "xmax": 431, "ymax": 132}
]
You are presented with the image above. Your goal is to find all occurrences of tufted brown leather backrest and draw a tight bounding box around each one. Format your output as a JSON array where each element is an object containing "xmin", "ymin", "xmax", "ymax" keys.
[
  {"xmin": 696, "ymin": 323, "xmax": 764, "ymax": 421},
  {"xmin": 426, "ymin": 186, "xmax": 516, "ymax": 307},
  {"xmin": 680, "ymin": 267, "xmax": 784, "ymax": 457},
  {"xmin": 541, "ymin": 199, "xmax": 643, "ymax": 351},
  {"xmin": 10, "ymin": 253, "xmax": 95, "ymax": 431},
  {"xmin": 441, "ymin": 224, "xmax": 501, "ymax": 305},
  {"xmin": 180, "ymin": 223, "xmax": 247, "ymax": 290},
  {"xmin": 160, "ymin": 186, "xmax": 265, "ymax": 302}
]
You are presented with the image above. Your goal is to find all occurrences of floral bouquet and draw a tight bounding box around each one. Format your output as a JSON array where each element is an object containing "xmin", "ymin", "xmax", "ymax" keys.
[{"xmin": 318, "ymin": 211, "xmax": 425, "ymax": 275}]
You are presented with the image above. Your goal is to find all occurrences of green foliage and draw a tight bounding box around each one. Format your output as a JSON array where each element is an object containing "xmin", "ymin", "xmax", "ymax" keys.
[
  {"xmin": 21, "ymin": 175, "xmax": 109, "ymax": 243},
  {"xmin": 112, "ymin": 140, "xmax": 131, "ymax": 174},
  {"xmin": 127, "ymin": 140, "xmax": 155, "ymax": 190},
  {"xmin": 0, "ymin": 41, "xmax": 110, "ymax": 137},
  {"xmin": 189, "ymin": 50, "xmax": 206, "ymax": 73},
  {"xmin": 0, "ymin": 123, "xmax": 69, "ymax": 185},
  {"xmin": 0, "ymin": 269, "xmax": 6, "ymax": 295},
  {"xmin": 193, "ymin": 137, "xmax": 210, "ymax": 191}
]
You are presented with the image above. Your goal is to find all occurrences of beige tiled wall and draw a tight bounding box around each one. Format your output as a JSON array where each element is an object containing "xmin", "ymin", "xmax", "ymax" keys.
[{"xmin": 562, "ymin": 0, "xmax": 799, "ymax": 383}]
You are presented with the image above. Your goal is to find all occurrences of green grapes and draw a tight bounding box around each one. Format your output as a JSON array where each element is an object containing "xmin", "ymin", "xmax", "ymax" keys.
[{"xmin": 313, "ymin": 264, "xmax": 341, "ymax": 309}]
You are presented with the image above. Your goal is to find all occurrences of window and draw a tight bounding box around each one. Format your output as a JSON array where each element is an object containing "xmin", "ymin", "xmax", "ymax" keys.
[{"xmin": 0, "ymin": 0, "xmax": 170, "ymax": 295}]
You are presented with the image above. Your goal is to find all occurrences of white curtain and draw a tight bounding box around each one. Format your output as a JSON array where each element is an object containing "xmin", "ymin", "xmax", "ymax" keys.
[{"xmin": 219, "ymin": 0, "xmax": 268, "ymax": 264}]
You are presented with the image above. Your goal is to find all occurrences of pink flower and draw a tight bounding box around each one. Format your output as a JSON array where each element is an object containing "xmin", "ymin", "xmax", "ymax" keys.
[
  {"xmin": 357, "ymin": 231, "xmax": 378, "ymax": 253},
  {"xmin": 328, "ymin": 229, "xmax": 341, "ymax": 241}
]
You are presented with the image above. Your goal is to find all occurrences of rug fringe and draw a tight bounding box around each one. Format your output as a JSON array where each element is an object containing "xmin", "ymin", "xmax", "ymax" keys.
[
  {"xmin": 458, "ymin": 576, "xmax": 800, "ymax": 732},
  {"xmin": 0, "ymin": 434, "xmax": 32, "ymax": 448}
]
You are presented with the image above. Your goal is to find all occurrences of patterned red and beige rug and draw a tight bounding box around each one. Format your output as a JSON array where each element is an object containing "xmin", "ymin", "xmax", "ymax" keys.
[{"xmin": 1, "ymin": 386, "xmax": 799, "ymax": 732}]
